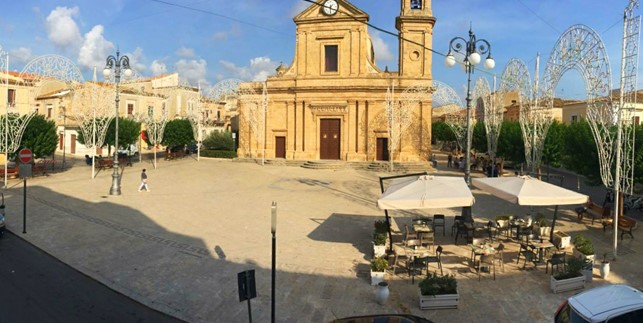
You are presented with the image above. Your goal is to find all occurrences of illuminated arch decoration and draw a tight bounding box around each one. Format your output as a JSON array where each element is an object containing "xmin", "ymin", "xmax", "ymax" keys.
[
  {"xmin": 541, "ymin": 24, "xmax": 615, "ymax": 187},
  {"xmin": 433, "ymin": 80, "xmax": 466, "ymax": 151}
]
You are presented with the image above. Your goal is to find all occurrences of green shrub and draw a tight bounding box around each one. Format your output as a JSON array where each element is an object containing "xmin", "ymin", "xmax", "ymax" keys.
[
  {"xmin": 203, "ymin": 131, "xmax": 233, "ymax": 150},
  {"xmin": 554, "ymin": 256, "xmax": 584, "ymax": 280},
  {"xmin": 373, "ymin": 232, "xmax": 387, "ymax": 246},
  {"xmin": 371, "ymin": 257, "xmax": 389, "ymax": 272},
  {"xmin": 374, "ymin": 220, "xmax": 388, "ymax": 234},
  {"xmin": 419, "ymin": 272, "xmax": 457, "ymax": 296},
  {"xmin": 572, "ymin": 234, "xmax": 594, "ymax": 255},
  {"xmin": 200, "ymin": 149, "xmax": 237, "ymax": 159}
]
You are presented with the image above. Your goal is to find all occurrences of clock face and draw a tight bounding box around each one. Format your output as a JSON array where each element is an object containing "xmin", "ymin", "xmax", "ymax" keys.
[{"xmin": 323, "ymin": 0, "xmax": 338, "ymax": 16}]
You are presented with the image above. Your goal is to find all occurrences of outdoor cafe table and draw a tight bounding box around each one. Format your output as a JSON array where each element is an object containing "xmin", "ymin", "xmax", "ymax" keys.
[
  {"xmin": 469, "ymin": 243, "xmax": 495, "ymax": 270},
  {"xmin": 412, "ymin": 223, "xmax": 434, "ymax": 247},
  {"xmin": 405, "ymin": 245, "xmax": 431, "ymax": 284},
  {"xmin": 530, "ymin": 240, "xmax": 555, "ymax": 264}
]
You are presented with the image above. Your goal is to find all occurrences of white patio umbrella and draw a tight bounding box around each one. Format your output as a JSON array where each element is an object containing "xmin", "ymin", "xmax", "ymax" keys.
[
  {"xmin": 472, "ymin": 175, "xmax": 589, "ymax": 241},
  {"xmin": 378, "ymin": 174, "xmax": 475, "ymax": 250}
]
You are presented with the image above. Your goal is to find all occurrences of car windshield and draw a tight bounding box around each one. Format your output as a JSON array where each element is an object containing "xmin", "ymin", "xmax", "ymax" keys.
[{"xmin": 555, "ymin": 303, "xmax": 590, "ymax": 323}]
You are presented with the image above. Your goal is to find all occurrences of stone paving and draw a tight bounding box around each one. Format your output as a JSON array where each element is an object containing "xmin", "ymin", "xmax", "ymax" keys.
[{"xmin": 2, "ymin": 153, "xmax": 642, "ymax": 323}]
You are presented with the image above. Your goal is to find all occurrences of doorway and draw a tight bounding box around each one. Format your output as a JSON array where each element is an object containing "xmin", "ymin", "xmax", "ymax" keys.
[
  {"xmin": 275, "ymin": 136, "xmax": 286, "ymax": 159},
  {"xmin": 319, "ymin": 119, "xmax": 340, "ymax": 160},
  {"xmin": 376, "ymin": 138, "xmax": 389, "ymax": 161}
]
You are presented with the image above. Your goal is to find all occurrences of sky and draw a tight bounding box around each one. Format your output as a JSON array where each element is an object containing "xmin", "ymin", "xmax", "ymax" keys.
[{"xmin": 0, "ymin": 0, "xmax": 639, "ymax": 99}]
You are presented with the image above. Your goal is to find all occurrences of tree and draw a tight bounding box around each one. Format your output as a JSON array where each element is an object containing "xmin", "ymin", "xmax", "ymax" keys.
[
  {"xmin": 203, "ymin": 130, "xmax": 233, "ymax": 150},
  {"xmin": 471, "ymin": 121, "xmax": 487, "ymax": 154},
  {"xmin": 104, "ymin": 117, "xmax": 141, "ymax": 150},
  {"xmin": 562, "ymin": 120, "xmax": 601, "ymax": 185},
  {"xmin": 497, "ymin": 121, "xmax": 525, "ymax": 166},
  {"xmin": 542, "ymin": 120, "xmax": 566, "ymax": 169},
  {"xmin": 162, "ymin": 119, "xmax": 194, "ymax": 148},
  {"xmin": 19, "ymin": 114, "xmax": 57, "ymax": 159},
  {"xmin": 431, "ymin": 121, "xmax": 456, "ymax": 142}
]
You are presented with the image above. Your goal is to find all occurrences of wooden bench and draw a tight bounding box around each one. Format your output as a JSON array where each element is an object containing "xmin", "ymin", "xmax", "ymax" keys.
[
  {"xmin": 31, "ymin": 160, "xmax": 56, "ymax": 176},
  {"xmin": 166, "ymin": 151, "xmax": 186, "ymax": 160},
  {"xmin": 0, "ymin": 166, "xmax": 19, "ymax": 179},
  {"xmin": 96, "ymin": 159, "xmax": 114, "ymax": 170},
  {"xmin": 602, "ymin": 216, "xmax": 638, "ymax": 240},
  {"xmin": 576, "ymin": 202, "xmax": 610, "ymax": 225}
]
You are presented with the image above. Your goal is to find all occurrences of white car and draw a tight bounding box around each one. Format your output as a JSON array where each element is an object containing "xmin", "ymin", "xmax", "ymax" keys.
[
  {"xmin": 554, "ymin": 284, "xmax": 643, "ymax": 322},
  {"xmin": 117, "ymin": 144, "xmax": 139, "ymax": 156}
]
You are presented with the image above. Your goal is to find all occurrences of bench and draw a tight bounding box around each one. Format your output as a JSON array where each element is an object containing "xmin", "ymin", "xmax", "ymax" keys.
[
  {"xmin": 166, "ymin": 151, "xmax": 186, "ymax": 160},
  {"xmin": 0, "ymin": 166, "xmax": 19, "ymax": 179},
  {"xmin": 602, "ymin": 216, "xmax": 638, "ymax": 240},
  {"xmin": 96, "ymin": 159, "xmax": 114, "ymax": 170},
  {"xmin": 31, "ymin": 160, "xmax": 56, "ymax": 176},
  {"xmin": 576, "ymin": 202, "xmax": 610, "ymax": 225}
]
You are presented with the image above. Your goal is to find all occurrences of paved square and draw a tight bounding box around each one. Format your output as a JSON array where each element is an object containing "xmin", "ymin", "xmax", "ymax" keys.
[{"xmin": 4, "ymin": 157, "xmax": 642, "ymax": 322}]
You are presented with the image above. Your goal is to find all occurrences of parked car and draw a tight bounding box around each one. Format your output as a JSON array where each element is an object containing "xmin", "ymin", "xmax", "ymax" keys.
[
  {"xmin": 117, "ymin": 144, "xmax": 139, "ymax": 156},
  {"xmin": 554, "ymin": 284, "xmax": 643, "ymax": 322}
]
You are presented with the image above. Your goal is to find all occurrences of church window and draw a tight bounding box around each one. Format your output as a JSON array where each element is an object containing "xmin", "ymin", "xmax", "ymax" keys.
[
  {"xmin": 324, "ymin": 45, "xmax": 338, "ymax": 72},
  {"xmin": 410, "ymin": 0, "xmax": 422, "ymax": 9}
]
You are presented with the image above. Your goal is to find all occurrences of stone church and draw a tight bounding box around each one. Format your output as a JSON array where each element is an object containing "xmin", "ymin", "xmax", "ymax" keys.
[{"xmin": 237, "ymin": 0, "xmax": 435, "ymax": 162}]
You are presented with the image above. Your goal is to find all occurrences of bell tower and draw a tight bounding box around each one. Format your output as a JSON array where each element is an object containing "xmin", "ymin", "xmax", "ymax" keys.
[{"xmin": 396, "ymin": 0, "xmax": 436, "ymax": 79}]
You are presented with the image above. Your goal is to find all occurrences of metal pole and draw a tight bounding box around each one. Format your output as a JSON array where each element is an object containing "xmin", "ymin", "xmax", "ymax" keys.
[
  {"xmin": 271, "ymin": 201, "xmax": 277, "ymax": 323},
  {"xmin": 62, "ymin": 111, "xmax": 66, "ymax": 171},
  {"xmin": 22, "ymin": 177, "xmax": 26, "ymax": 233},
  {"xmin": 464, "ymin": 66, "xmax": 473, "ymax": 185},
  {"xmin": 106, "ymin": 50, "xmax": 129, "ymax": 196},
  {"xmin": 5, "ymin": 54, "xmax": 9, "ymax": 189}
]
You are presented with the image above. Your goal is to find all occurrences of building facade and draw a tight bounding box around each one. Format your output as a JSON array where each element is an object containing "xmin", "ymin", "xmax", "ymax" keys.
[{"xmin": 237, "ymin": 0, "xmax": 435, "ymax": 162}]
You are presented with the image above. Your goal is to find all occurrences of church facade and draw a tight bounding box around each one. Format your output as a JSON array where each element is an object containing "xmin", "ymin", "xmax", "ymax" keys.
[{"xmin": 237, "ymin": 0, "xmax": 435, "ymax": 162}]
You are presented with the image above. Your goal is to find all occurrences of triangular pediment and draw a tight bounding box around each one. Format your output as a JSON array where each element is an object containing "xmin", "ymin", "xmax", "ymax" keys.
[{"xmin": 294, "ymin": 0, "xmax": 368, "ymax": 23}]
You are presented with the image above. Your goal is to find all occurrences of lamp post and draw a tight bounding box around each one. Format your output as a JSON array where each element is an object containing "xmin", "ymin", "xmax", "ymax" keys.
[
  {"xmin": 445, "ymin": 27, "xmax": 495, "ymax": 185},
  {"xmin": 59, "ymin": 105, "xmax": 66, "ymax": 170},
  {"xmin": 103, "ymin": 50, "xmax": 132, "ymax": 196},
  {"xmin": 270, "ymin": 201, "xmax": 277, "ymax": 323}
]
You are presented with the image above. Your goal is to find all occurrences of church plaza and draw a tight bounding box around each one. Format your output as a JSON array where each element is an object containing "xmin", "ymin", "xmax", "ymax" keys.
[{"xmin": 3, "ymin": 153, "xmax": 642, "ymax": 323}]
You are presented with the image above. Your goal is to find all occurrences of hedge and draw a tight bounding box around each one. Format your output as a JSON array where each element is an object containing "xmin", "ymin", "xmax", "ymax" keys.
[{"xmin": 200, "ymin": 150, "xmax": 237, "ymax": 159}]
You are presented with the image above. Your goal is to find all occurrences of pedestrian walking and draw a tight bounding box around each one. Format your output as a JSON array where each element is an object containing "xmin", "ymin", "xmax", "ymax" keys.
[
  {"xmin": 138, "ymin": 169, "xmax": 150, "ymax": 192},
  {"xmin": 447, "ymin": 153, "xmax": 453, "ymax": 168}
]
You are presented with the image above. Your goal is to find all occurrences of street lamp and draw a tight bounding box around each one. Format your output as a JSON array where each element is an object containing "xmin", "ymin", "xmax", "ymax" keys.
[
  {"xmin": 103, "ymin": 50, "xmax": 132, "ymax": 196},
  {"xmin": 270, "ymin": 201, "xmax": 277, "ymax": 323},
  {"xmin": 59, "ymin": 104, "xmax": 66, "ymax": 170},
  {"xmin": 445, "ymin": 27, "xmax": 495, "ymax": 185}
]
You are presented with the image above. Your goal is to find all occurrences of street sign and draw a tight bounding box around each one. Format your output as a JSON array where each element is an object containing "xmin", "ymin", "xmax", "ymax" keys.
[{"xmin": 19, "ymin": 148, "xmax": 33, "ymax": 164}]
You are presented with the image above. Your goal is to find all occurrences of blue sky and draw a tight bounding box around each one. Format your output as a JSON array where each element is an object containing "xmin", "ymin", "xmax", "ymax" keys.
[{"xmin": 0, "ymin": 0, "xmax": 638, "ymax": 99}]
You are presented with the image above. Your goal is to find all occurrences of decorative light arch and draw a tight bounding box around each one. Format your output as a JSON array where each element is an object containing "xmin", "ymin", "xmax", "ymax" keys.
[
  {"xmin": 433, "ymin": 80, "xmax": 466, "ymax": 151},
  {"xmin": 541, "ymin": 24, "xmax": 614, "ymax": 187}
]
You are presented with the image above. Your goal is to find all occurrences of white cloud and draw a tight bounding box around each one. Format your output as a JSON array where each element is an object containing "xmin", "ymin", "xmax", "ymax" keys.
[
  {"xmin": 290, "ymin": 1, "xmax": 309, "ymax": 18},
  {"xmin": 78, "ymin": 25, "xmax": 114, "ymax": 70},
  {"xmin": 212, "ymin": 31, "xmax": 228, "ymax": 41},
  {"xmin": 219, "ymin": 56, "xmax": 278, "ymax": 81},
  {"xmin": 371, "ymin": 32, "xmax": 394, "ymax": 62},
  {"xmin": 8, "ymin": 47, "xmax": 33, "ymax": 65},
  {"xmin": 176, "ymin": 47, "xmax": 195, "ymax": 58},
  {"xmin": 175, "ymin": 58, "xmax": 207, "ymax": 86},
  {"xmin": 46, "ymin": 6, "xmax": 83, "ymax": 50},
  {"xmin": 125, "ymin": 47, "xmax": 147, "ymax": 73},
  {"xmin": 150, "ymin": 60, "xmax": 167, "ymax": 75}
]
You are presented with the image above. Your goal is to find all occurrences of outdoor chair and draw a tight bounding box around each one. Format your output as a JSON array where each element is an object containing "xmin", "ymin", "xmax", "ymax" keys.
[
  {"xmin": 494, "ymin": 242, "xmax": 505, "ymax": 272},
  {"xmin": 433, "ymin": 214, "xmax": 446, "ymax": 236},
  {"xmin": 546, "ymin": 252, "xmax": 567, "ymax": 275},
  {"xmin": 418, "ymin": 231, "xmax": 434, "ymax": 251},
  {"xmin": 412, "ymin": 245, "xmax": 443, "ymax": 276},
  {"xmin": 404, "ymin": 225, "xmax": 416, "ymax": 242},
  {"xmin": 478, "ymin": 254, "xmax": 496, "ymax": 281},
  {"xmin": 470, "ymin": 238, "xmax": 485, "ymax": 264},
  {"xmin": 391, "ymin": 242, "xmax": 409, "ymax": 275},
  {"xmin": 451, "ymin": 215, "xmax": 463, "ymax": 236},
  {"xmin": 496, "ymin": 219, "xmax": 511, "ymax": 238},
  {"xmin": 517, "ymin": 242, "xmax": 537, "ymax": 269},
  {"xmin": 487, "ymin": 221, "xmax": 500, "ymax": 242},
  {"xmin": 454, "ymin": 221, "xmax": 472, "ymax": 245}
]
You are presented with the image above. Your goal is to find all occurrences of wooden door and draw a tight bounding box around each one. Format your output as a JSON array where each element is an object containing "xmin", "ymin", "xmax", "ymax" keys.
[
  {"xmin": 70, "ymin": 134, "xmax": 76, "ymax": 154},
  {"xmin": 320, "ymin": 119, "xmax": 340, "ymax": 160},
  {"xmin": 275, "ymin": 136, "xmax": 286, "ymax": 158},
  {"xmin": 376, "ymin": 138, "xmax": 389, "ymax": 161}
]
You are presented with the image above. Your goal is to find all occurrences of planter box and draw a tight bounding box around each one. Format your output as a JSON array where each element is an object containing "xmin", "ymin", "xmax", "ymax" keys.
[
  {"xmin": 550, "ymin": 275, "xmax": 585, "ymax": 293},
  {"xmin": 419, "ymin": 291, "xmax": 459, "ymax": 309},
  {"xmin": 573, "ymin": 249, "xmax": 595, "ymax": 264},
  {"xmin": 553, "ymin": 231, "xmax": 571, "ymax": 249},
  {"xmin": 371, "ymin": 270, "xmax": 385, "ymax": 286},
  {"xmin": 373, "ymin": 243, "xmax": 386, "ymax": 258},
  {"xmin": 533, "ymin": 225, "xmax": 551, "ymax": 238}
]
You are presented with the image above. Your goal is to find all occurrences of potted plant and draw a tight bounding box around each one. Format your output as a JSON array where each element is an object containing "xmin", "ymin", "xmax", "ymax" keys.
[
  {"xmin": 373, "ymin": 221, "xmax": 388, "ymax": 257},
  {"xmin": 572, "ymin": 234, "xmax": 595, "ymax": 263},
  {"xmin": 418, "ymin": 272, "xmax": 459, "ymax": 309},
  {"xmin": 550, "ymin": 256, "xmax": 586, "ymax": 293},
  {"xmin": 370, "ymin": 256, "xmax": 388, "ymax": 286},
  {"xmin": 533, "ymin": 213, "xmax": 551, "ymax": 238},
  {"xmin": 600, "ymin": 252, "xmax": 610, "ymax": 279}
]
